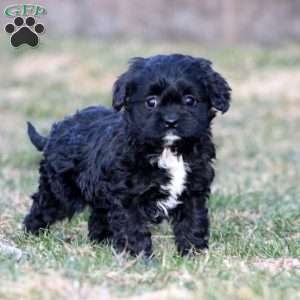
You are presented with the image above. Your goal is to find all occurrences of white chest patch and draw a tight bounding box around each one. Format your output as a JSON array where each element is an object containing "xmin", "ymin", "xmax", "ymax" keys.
[{"xmin": 157, "ymin": 148, "xmax": 188, "ymax": 215}]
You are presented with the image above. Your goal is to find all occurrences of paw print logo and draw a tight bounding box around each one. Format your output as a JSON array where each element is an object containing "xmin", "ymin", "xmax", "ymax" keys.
[{"xmin": 5, "ymin": 16, "xmax": 45, "ymax": 48}]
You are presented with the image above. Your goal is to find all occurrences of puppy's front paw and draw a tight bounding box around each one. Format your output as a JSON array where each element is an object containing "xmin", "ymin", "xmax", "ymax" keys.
[
  {"xmin": 143, "ymin": 255, "xmax": 158, "ymax": 267},
  {"xmin": 176, "ymin": 237, "xmax": 208, "ymax": 256},
  {"xmin": 113, "ymin": 234, "xmax": 153, "ymax": 257}
]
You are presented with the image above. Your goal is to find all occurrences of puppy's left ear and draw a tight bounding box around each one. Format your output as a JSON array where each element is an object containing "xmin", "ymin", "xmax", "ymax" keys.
[{"xmin": 201, "ymin": 61, "xmax": 232, "ymax": 113}]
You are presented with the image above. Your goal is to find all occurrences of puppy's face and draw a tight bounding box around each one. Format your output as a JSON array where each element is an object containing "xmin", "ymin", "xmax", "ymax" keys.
[{"xmin": 113, "ymin": 55, "xmax": 231, "ymax": 145}]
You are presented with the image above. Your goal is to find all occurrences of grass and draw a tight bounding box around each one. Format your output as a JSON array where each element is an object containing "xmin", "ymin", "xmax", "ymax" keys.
[{"xmin": 0, "ymin": 36, "xmax": 300, "ymax": 299}]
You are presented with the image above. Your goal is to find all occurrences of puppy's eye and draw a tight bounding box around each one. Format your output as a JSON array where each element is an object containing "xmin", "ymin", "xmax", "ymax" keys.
[
  {"xmin": 183, "ymin": 95, "xmax": 196, "ymax": 106},
  {"xmin": 145, "ymin": 96, "xmax": 158, "ymax": 109}
]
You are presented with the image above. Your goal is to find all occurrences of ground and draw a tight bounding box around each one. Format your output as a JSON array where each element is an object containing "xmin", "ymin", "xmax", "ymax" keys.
[{"xmin": 0, "ymin": 37, "xmax": 300, "ymax": 300}]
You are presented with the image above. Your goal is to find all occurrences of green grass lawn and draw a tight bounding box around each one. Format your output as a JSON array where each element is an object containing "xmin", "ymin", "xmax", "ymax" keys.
[{"xmin": 0, "ymin": 37, "xmax": 300, "ymax": 299}]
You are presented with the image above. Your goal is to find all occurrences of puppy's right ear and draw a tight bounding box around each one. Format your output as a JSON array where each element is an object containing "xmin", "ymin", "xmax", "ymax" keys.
[
  {"xmin": 112, "ymin": 73, "xmax": 138, "ymax": 111},
  {"xmin": 112, "ymin": 57, "xmax": 145, "ymax": 111},
  {"xmin": 112, "ymin": 73, "xmax": 129, "ymax": 111}
]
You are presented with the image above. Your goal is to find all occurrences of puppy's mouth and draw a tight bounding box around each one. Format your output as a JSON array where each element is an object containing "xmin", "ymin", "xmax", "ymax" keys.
[{"xmin": 163, "ymin": 132, "xmax": 181, "ymax": 146}]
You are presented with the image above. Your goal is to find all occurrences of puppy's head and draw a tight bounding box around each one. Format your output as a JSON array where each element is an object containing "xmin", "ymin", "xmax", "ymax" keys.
[{"xmin": 113, "ymin": 54, "xmax": 231, "ymax": 146}]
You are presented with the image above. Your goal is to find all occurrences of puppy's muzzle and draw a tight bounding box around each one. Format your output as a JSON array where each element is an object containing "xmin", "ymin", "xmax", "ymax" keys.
[{"xmin": 164, "ymin": 114, "xmax": 178, "ymax": 129}]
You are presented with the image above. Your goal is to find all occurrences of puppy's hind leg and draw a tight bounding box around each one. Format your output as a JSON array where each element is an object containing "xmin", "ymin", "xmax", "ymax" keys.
[
  {"xmin": 23, "ymin": 191, "xmax": 61, "ymax": 235},
  {"xmin": 23, "ymin": 161, "xmax": 85, "ymax": 234},
  {"xmin": 88, "ymin": 207, "xmax": 112, "ymax": 243}
]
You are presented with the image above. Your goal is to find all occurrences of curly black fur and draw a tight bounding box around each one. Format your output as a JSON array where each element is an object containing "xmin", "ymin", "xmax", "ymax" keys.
[{"xmin": 24, "ymin": 54, "xmax": 231, "ymax": 256}]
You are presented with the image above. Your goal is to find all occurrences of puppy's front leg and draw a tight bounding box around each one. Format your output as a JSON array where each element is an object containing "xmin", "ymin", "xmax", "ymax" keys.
[
  {"xmin": 172, "ymin": 194, "xmax": 209, "ymax": 255},
  {"xmin": 109, "ymin": 204, "xmax": 152, "ymax": 257}
]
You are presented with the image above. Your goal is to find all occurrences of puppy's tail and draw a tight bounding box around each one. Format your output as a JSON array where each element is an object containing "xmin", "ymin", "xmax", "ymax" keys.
[{"xmin": 27, "ymin": 122, "xmax": 48, "ymax": 151}]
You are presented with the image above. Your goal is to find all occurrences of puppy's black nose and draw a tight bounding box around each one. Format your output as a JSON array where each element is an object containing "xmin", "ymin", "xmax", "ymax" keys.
[{"xmin": 164, "ymin": 115, "xmax": 178, "ymax": 128}]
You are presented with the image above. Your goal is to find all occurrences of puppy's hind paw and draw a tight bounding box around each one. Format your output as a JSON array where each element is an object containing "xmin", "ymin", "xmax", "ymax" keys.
[{"xmin": 23, "ymin": 214, "xmax": 48, "ymax": 235}]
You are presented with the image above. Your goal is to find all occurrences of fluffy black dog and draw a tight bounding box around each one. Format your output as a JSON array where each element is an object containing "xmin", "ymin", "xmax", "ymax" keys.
[{"xmin": 24, "ymin": 54, "xmax": 231, "ymax": 256}]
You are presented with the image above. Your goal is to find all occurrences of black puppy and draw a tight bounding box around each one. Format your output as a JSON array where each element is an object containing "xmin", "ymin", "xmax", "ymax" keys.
[{"xmin": 24, "ymin": 54, "xmax": 231, "ymax": 256}]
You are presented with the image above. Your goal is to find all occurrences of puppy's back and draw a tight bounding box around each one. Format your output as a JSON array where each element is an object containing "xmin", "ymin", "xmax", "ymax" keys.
[{"xmin": 40, "ymin": 106, "xmax": 120, "ymax": 173}]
